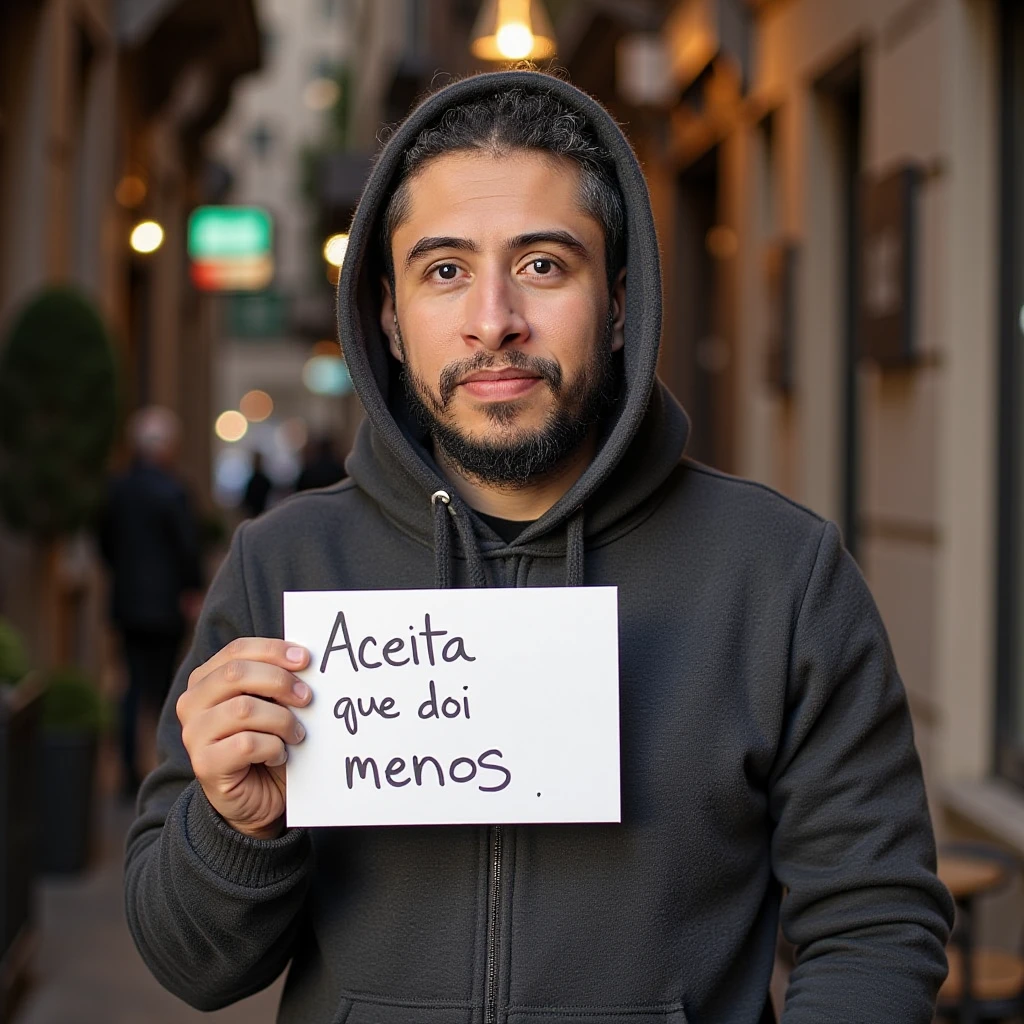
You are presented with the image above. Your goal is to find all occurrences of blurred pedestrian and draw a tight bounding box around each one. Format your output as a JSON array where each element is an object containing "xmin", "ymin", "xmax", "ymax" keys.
[
  {"xmin": 294, "ymin": 435, "xmax": 345, "ymax": 491},
  {"xmin": 99, "ymin": 406, "xmax": 202, "ymax": 798},
  {"xmin": 241, "ymin": 450, "xmax": 272, "ymax": 518}
]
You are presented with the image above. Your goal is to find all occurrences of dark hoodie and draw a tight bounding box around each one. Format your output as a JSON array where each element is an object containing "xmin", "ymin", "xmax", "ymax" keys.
[{"xmin": 125, "ymin": 71, "xmax": 953, "ymax": 1023}]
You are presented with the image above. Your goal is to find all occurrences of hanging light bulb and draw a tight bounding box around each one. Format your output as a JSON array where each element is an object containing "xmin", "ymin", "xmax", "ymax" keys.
[
  {"xmin": 471, "ymin": 0, "xmax": 556, "ymax": 62},
  {"xmin": 497, "ymin": 20, "xmax": 533, "ymax": 59}
]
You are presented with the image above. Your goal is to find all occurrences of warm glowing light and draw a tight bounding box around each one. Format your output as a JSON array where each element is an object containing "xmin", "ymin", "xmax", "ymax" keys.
[
  {"xmin": 130, "ymin": 220, "xmax": 164, "ymax": 254},
  {"xmin": 471, "ymin": 0, "xmax": 556, "ymax": 62},
  {"xmin": 313, "ymin": 339, "xmax": 339, "ymax": 357},
  {"xmin": 496, "ymin": 21, "xmax": 534, "ymax": 59},
  {"xmin": 115, "ymin": 175, "xmax": 147, "ymax": 208},
  {"xmin": 323, "ymin": 233, "xmax": 349, "ymax": 267},
  {"xmin": 239, "ymin": 389, "xmax": 273, "ymax": 422},
  {"xmin": 215, "ymin": 410, "xmax": 248, "ymax": 442}
]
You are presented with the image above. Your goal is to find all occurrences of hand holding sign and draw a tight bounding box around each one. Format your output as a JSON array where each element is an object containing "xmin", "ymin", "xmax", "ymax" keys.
[
  {"xmin": 176, "ymin": 638, "xmax": 312, "ymax": 839},
  {"xmin": 285, "ymin": 587, "xmax": 620, "ymax": 828}
]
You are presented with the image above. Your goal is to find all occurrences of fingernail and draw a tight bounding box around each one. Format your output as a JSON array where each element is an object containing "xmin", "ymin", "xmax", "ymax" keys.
[
  {"xmin": 295, "ymin": 722, "xmax": 305, "ymax": 742},
  {"xmin": 286, "ymin": 646, "xmax": 306, "ymax": 664},
  {"xmin": 293, "ymin": 681, "xmax": 310, "ymax": 701}
]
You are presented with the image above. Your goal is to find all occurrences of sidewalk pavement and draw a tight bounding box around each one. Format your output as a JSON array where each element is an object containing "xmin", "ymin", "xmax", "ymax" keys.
[{"xmin": 13, "ymin": 793, "xmax": 282, "ymax": 1024}]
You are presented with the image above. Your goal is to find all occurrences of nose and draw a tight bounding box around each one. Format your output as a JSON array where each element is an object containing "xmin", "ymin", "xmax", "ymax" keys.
[{"xmin": 460, "ymin": 267, "xmax": 529, "ymax": 351}]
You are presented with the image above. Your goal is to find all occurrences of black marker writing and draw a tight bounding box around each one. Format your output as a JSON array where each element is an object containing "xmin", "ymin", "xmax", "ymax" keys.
[
  {"xmin": 417, "ymin": 680, "xmax": 471, "ymax": 720},
  {"xmin": 321, "ymin": 611, "xmax": 476, "ymax": 673},
  {"xmin": 342, "ymin": 749, "xmax": 511, "ymax": 792},
  {"xmin": 333, "ymin": 694, "xmax": 400, "ymax": 736}
]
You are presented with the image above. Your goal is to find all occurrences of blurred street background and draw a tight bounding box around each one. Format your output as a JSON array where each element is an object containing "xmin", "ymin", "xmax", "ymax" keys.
[{"xmin": 1, "ymin": 0, "xmax": 1024, "ymax": 1020}]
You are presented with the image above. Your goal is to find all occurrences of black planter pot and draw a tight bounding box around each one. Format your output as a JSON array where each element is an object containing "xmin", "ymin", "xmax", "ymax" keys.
[
  {"xmin": 0, "ymin": 672, "xmax": 44, "ymax": 1014},
  {"xmin": 38, "ymin": 727, "xmax": 98, "ymax": 874}
]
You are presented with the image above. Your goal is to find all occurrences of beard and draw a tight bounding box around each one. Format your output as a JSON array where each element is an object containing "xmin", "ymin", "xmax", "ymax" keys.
[{"xmin": 400, "ymin": 313, "xmax": 620, "ymax": 488}]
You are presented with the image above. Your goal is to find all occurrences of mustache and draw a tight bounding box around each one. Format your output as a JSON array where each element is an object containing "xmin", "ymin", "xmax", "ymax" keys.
[{"xmin": 437, "ymin": 350, "xmax": 563, "ymax": 408}]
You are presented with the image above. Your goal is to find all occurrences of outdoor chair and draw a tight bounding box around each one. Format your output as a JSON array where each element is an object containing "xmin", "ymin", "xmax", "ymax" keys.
[{"xmin": 937, "ymin": 841, "xmax": 1024, "ymax": 1023}]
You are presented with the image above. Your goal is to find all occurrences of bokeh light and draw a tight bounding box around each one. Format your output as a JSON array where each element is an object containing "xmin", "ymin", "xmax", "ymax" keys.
[
  {"xmin": 496, "ymin": 21, "xmax": 534, "ymax": 59},
  {"xmin": 130, "ymin": 220, "xmax": 164, "ymax": 254},
  {"xmin": 214, "ymin": 410, "xmax": 248, "ymax": 442},
  {"xmin": 239, "ymin": 389, "xmax": 273, "ymax": 422},
  {"xmin": 302, "ymin": 355, "xmax": 352, "ymax": 396},
  {"xmin": 115, "ymin": 175, "xmax": 147, "ymax": 208},
  {"xmin": 323, "ymin": 233, "xmax": 349, "ymax": 267}
]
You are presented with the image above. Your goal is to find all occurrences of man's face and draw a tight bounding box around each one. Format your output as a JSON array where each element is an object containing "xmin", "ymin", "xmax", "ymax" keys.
[{"xmin": 381, "ymin": 150, "xmax": 625, "ymax": 485}]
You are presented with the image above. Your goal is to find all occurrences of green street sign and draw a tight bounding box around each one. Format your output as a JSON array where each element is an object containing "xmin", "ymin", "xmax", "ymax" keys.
[{"xmin": 188, "ymin": 206, "xmax": 272, "ymax": 259}]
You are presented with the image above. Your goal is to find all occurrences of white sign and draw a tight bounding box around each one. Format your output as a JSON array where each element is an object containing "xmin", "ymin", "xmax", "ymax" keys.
[{"xmin": 284, "ymin": 587, "xmax": 620, "ymax": 827}]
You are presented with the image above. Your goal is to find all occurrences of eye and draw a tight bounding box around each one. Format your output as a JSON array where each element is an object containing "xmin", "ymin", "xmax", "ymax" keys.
[
  {"xmin": 528, "ymin": 259, "xmax": 554, "ymax": 275},
  {"xmin": 435, "ymin": 263, "xmax": 459, "ymax": 280}
]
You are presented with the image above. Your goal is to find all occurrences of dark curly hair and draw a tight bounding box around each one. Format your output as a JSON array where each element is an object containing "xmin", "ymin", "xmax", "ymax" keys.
[{"xmin": 380, "ymin": 83, "xmax": 626, "ymax": 289}]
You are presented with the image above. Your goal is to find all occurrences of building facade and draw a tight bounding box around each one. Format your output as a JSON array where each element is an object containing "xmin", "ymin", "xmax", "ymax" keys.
[
  {"xmin": 646, "ymin": 0, "xmax": 1002, "ymax": 846},
  {"xmin": 567, "ymin": 0, "xmax": 1020, "ymax": 870},
  {"xmin": 0, "ymin": 0, "xmax": 260, "ymax": 669}
]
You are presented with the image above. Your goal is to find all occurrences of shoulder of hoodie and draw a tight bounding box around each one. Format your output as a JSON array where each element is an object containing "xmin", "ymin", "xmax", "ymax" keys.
[
  {"xmin": 236, "ymin": 477, "xmax": 372, "ymax": 546},
  {"xmin": 662, "ymin": 456, "xmax": 832, "ymax": 560}
]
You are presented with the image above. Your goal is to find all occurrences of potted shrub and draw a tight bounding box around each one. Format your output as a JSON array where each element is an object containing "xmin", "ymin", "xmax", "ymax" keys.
[
  {"xmin": 37, "ymin": 667, "xmax": 106, "ymax": 874},
  {"xmin": 0, "ymin": 617, "xmax": 42, "ymax": 1014},
  {"xmin": 0, "ymin": 286, "xmax": 118, "ymax": 540}
]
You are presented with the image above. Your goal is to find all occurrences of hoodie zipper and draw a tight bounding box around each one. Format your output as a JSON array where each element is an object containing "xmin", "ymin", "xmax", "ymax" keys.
[
  {"xmin": 484, "ymin": 824, "xmax": 503, "ymax": 1024},
  {"xmin": 484, "ymin": 558, "xmax": 513, "ymax": 1024}
]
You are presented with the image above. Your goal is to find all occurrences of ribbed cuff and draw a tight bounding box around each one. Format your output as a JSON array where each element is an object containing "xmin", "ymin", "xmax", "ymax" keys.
[{"xmin": 182, "ymin": 782, "xmax": 310, "ymax": 889}]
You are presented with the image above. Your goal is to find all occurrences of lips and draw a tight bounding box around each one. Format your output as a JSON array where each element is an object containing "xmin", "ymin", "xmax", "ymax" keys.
[
  {"xmin": 458, "ymin": 367, "xmax": 542, "ymax": 400},
  {"xmin": 460, "ymin": 367, "xmax": 541, "ymax": 384}
]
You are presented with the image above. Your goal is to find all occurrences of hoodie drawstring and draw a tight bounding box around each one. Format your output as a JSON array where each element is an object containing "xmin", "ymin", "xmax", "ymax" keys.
[
  {"xmin": 431, "ymin": 490, "xmax": 454, "ymax": 589},
  {"xmin": 431, "ymin": 490, "xmax": 486, "ymax": 589},
  {"xmin": 431, "ymin": 490, "xmax": 586, "ymax": 589},
  {"xmin": 565, "ymin": 507, "xmax": 585, "ymax": 587}
]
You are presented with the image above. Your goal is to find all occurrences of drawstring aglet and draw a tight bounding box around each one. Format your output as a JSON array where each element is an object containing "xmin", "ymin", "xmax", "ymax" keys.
[{"xmin": 432, "ymin": 489, "xmax": 455, "ymax": 589}]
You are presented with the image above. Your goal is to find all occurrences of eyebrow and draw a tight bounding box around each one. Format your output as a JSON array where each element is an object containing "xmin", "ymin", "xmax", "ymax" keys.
[
  {"xmin": 403, "ymin": 230, "xmax": 592, "ymax": 270},
  {"xmin": 505, "ymin": 231, "xmax": 592, "ymax": 261},
  {"xmin": 404, "ymin": 236, "xmax": 479, "ymax": 270}
]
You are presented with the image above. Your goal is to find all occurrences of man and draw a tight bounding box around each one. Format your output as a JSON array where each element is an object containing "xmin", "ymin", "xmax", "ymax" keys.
[
  {"xmin": 99, "ymin": 406, "xmax": 202, "ymax": 797},
  {"xmin": 125, "ymin": 71, "xmax": 953, "ymax": 1022}
]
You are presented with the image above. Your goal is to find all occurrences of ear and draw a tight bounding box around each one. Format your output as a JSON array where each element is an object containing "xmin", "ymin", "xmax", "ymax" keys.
[
  {"xmin": 610, "ymin": 267, "xmax": 626, "ymax": 353},
  {"xmin": 380, "ymin": 277, "xmax": 403, "ymax": 362}
]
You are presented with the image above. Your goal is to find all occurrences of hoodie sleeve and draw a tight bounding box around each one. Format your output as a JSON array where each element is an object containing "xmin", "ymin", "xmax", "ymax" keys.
[
  {"xmin": 123, "ymin": 521, "xmax": 312, "ymax": 1011},
  {"xmin": 771, "ymin": 521, "xmax": 954, "ymax": 1023}
]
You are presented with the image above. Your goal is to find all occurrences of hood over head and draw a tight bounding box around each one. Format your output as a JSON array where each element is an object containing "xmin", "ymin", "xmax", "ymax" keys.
[{"xmin": 339, "ymin": 69, "xmax": 689, "ymax": 585}]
